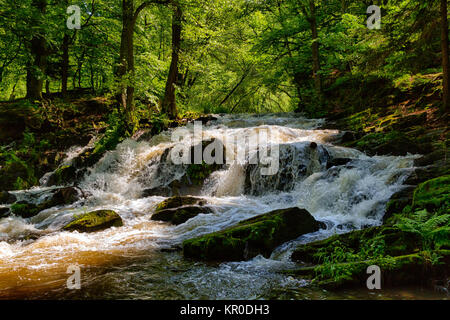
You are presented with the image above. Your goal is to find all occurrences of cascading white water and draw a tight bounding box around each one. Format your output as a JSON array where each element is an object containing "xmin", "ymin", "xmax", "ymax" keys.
[{"xmin": 0, "ymin": 113, "xmax": 420, "ymax": 299}]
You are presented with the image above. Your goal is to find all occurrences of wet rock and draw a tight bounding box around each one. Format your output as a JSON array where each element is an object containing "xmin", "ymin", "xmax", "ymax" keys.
[
  {"xmin": 326, "ymin": 158, "xmax": 353, "ymax": 170},
  {"xmin": 0, "ymin": 191, "xmax": 17, "ymax": 204},
  {"xmin": 152, "ymin": 205, "xmax": 213, "ymax": 225},
  {"xmin": 0, "ymin": 207, "xmax": 10, "ymax": 218},
  {"xmin": 48, "ymin": 187, "xmax": 80, "ymax": 206},
  {"xmin": 183, "ymin": 207, "xmax": 325, "ymax": 262},
  {"xmin": 63, "ymin": 210, "xmax": 123, "ymax": 233},
  {"xmin": 11, "ymin": 202, "xmax": 41, "ymax": 219},
  {"xmin": 142, "ymin": 186, "xmax": 173, "ymax": 197},
  {"xmin": 10, "ymin": 187, "xmax": 80, "ymax": 219},
  {"xmin": 46, "ymin": 165, "xmax": 78, "ymax": 186},
  {"xmin": 155, "ymin": 196, "xmax": 208, "ymax": 212},
  {"xmin": 195, "ymin": 115, "xmax": 218, "ymax": 125},
  {"xmin": 244, "ymin": 142, "xmax": 330, "ymax": 195}
]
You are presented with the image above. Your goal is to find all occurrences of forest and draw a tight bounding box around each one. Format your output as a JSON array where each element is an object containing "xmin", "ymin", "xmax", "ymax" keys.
[{"xmin": 0, "ymin": 0, "xmax": 449, "ymax": 301}]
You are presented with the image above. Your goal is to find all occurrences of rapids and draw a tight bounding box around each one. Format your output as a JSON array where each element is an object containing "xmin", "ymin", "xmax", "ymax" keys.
[{"xmin": 0, "ymin": 113, "xmax": 443, "ymax": 299}]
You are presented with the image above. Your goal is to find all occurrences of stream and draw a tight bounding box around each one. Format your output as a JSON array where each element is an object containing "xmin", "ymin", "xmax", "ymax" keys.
[{"xmin": 0, "ymin": 113, "xmax": 446, "ymax": 300}]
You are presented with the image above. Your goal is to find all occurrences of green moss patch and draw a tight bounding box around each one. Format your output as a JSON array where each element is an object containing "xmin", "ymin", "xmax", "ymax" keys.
[
  {"xmin": 63, "ymin": 210, "xmax": 123, "ymax": 233},
  {"xmin": 183, "ymin": 207, "xmax": 325, "ymax": 262},
  {"xmin": 412, "ymin": 175, "xmax": 450, "ymax": 211}
]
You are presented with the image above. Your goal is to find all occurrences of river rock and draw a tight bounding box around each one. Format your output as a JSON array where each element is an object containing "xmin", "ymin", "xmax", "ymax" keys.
[
  {"xmin": 155, "ymin": 196, "xmax": 208, "ymax": 212},
  {"xmin": 183, "ymin": 207, "xmax": 325, "ymax": 262},
  {"xmin": 63, "ymin": 210, "xmax": 123, "ymax": 233},
  {"xmin": 326, "ymin": 158, "xmax": 353, "ymax": 169},
  {"xmin": 152, "ymin": 205, "xmax": 213, "ymax": 225},
  {"xmin": 0, "ymin": 191, "xmax": 17, "ymax": 204},
  {"xmin": 11, "ymin": 202, "xmax": 41, "ymax": 218},
  {"xmin": 0, "ymin": 207, "xmax": 10, "ymax": 218}
]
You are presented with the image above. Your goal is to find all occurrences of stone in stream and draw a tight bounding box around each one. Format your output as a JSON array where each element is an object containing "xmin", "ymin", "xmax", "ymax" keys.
[
  {"xmin": 183, "ymin": 207, "xmax": 326, "ymax": 262},
  {"xmin": 0, "ymin": 191, "xmax": 17, "ymax": 204},
  {"xmin": 152, "ymin": 206, "xmax": 213, "ymax": 225},
  {"xmin": 155, "ymin": 196, "xmax": 207, "ymax": 212},
  {"xmin": 63, "ymin": 210, "xmax": 123, "ymax": 233},
  {"xmin": 152, "ymin": 196, "xmax": 212, "ymax": 225},
  {"xmin": 326, "ymin": 158, "xmax": 353, "ymax": 170},
  {"xmin": 0, "ymin": 207, "xmax": 10, "ymax": 218},
  {"xmin": 10, "ymin": 187, "xmax": 80, "ymax": 219}
]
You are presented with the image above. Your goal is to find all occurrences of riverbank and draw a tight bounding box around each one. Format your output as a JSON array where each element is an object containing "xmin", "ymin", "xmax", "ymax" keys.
[{"xmin": 288, "ymin": 72, "xmax": 449, "ymax": 291}]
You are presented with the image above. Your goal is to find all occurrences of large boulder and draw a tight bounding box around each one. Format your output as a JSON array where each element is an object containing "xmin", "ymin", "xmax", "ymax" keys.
[
  {"xmin": 63, "ymin": 210, "xmax": 123, "ymax": 233},
  {"xmin": 183, "ymin": 207, "xmax": 325, "ymax": 262}
]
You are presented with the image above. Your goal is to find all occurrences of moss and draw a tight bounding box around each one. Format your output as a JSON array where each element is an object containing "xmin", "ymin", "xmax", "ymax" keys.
[
  {"xmin": 291, "ymin": 226, "xmax": 421, "ymax": 264},
  {"xmin": 183, "ymin": 207, "xmax": 324, "ymax": 262},
  {"xmin": 63, "ymin": 210, "xmax": 123, "ymax": 233},
  {"xmin": 312, "ymin": 250, "xmax": 450, "ymax": 290},
  {"xmin": 412, "ymin": 175, "xmax": 450, "ymax": 211},
  {"xmin": 155, "ymin": 196, "xmax": 205, "ymax": 212},
  {"xmin": 46, "ymin": 165, "xmax": 77, "ymax": 186},
  {"xmin": 11, "ymin": 203, "xmax": 40, "ymax": 218}
]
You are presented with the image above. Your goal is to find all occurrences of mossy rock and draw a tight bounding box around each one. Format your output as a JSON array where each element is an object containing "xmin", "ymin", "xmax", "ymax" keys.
[
  {"xmin": 46, "ymin": 165, "xmax": 77, "ymax": 186},
  {"xmin": 63, "ymin": 210, "xmax": 123, "ymax": 233},
  {"xmin": 412, "ymin": 175, "xmax": 450, "ymax": 211},
  {"xmin": 291, "ymin": 226, "xmax": 421, "ymax": 264},
  {"xmin": 155, "ymin": 196, "xmax": 207, "ymax": 212},
  {"xmin": 183, "ymin": 207, "xmax": 325, "ymax": 262},
  {"xmin": 0, "ymin": 207, "xmax": 10, "ymax": 218},
  {"xmin": 151, "ymin": 205, "xmax": 213, "ymax": 225},
  {"xmin": 0, "ymin": 191, "xmax": 17, "ymax": 204},
  {"xmin": 11, "ymin": 202, "xmax": 41, "ymax": 218},
  {"xmin": 0, "ymin": 161, "xmax": 30, "ymax": 192},
  {"xmin": 313, "ymin": 250, "xmax": 450, "ymax": 290}
]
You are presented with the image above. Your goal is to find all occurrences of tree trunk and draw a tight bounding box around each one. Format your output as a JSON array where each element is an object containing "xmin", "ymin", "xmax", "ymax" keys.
[
  {"xmin": 26, "ymin": 0, "xmax": 48, "ymax": 101},
  {"xmin": 61, "ymin": 34, "xmax": 70, "ymax": 96},
  {"xmin": 441, "ymin": 0, "xmax": 449, "ymax": 111},
  {"xmin": 309, "ymin": 0, "xmax": 322, "ymax": 96},
  {"xmin": 117, "ymin": 0, "xmax": 136, "ymax": 124},
  {"xmin": 162, "ymin": 3, "xmax": 182, "ymax": 119}
]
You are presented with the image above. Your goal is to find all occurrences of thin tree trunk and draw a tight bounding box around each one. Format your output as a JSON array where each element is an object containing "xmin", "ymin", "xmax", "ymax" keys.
[
  {"xmin": 441, "ymin": 0, "xmax": 449, "ymax": 111},
  {"xmin": 117, "ymin": 0, "xmax": 136, "ymax": 122},
  {"xmin": 26, "ymin": 0, "xmax": 48, "ymax": 101},
  {"xmin": 61, "ymin": 34, "xmax": 70, "ymax": 96},
  {"xmin": 309, "ymin": 0, "xmax": 321, "ymax": 96},
  {"xmin": 162, "ymin": 3, "xmax": 182, "ymax": 119}
]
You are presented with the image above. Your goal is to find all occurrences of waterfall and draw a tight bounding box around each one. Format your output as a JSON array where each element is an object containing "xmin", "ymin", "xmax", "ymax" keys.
[{"xmin": 0, "ymin": 113, "xmax": 419, "ymax": 299}]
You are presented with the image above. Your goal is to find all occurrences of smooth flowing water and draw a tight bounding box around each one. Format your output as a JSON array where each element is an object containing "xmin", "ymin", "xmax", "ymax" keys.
[{"xmin": 0, "ymin": 113, "xmax": 446, "ymax": 300}]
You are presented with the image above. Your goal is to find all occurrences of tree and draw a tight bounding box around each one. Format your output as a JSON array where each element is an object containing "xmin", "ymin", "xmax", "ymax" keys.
[
  {"xmin": 26, "ymin": 0, "xmax": 49, "ymax": 100},
  {"xmin": 117, "ymin": 0, "xmax": 169, "ymax": 127},
  {"xmin": 161, "ymin": 1, "xmax": 182, "ymax": 119},
  {"xmin": 441, "ymin": 0, "xmax": 449, "ymax": 111}
]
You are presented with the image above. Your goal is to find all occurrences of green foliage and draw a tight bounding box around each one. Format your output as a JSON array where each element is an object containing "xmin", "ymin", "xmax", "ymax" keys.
[{"xmin": 396, "ymin": 209, "xmax": 450, "ymax": 250}]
